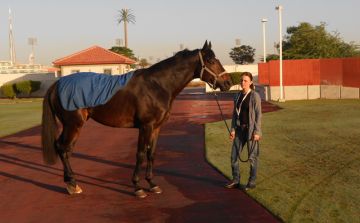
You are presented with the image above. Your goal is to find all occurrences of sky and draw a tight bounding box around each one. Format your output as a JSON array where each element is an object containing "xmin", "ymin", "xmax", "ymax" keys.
[{"xmin": 1, "ymin": 0, "xmax": 359, "ymax": 66}]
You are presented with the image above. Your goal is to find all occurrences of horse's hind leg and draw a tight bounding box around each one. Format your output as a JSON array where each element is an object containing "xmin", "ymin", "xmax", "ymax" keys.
[
  {"xmin": 146, "ymin": 127, "xmax": 162, "ymax": 194},
  {"xmin": 132, "ymin": 124, "xmax": 154, "ymax": 198},
  {"xmin": 56, "ymin": 124, "xmax": 84, "ymax": 195}
]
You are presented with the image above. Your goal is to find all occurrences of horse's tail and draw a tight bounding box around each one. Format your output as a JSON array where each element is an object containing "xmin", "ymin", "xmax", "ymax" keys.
[{"xmin": 41, "ymin": 81, "xmax": 59, "ymax": 165}]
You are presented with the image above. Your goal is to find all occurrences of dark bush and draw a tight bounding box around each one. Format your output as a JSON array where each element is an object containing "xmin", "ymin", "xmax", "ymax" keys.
[
  {"xmin": 15, "ymin": 80, "xmax": 41, "ymax": 97},
  {"xmin": 229, "ymin": 72, "xmax": 244, "ymax": 85},
  {"xmin": 1, "ymin": 83, "xmax": 20, "ymax": 99},
  {"xmin": 186, "ymin": 81, "xmax": 206, "ymax": 88}
]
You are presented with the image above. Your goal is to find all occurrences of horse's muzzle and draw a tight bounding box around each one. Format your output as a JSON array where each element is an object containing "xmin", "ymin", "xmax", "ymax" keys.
[{"xmin": 218, "ymin": 79, "xmax": 233, "ymax": 91}]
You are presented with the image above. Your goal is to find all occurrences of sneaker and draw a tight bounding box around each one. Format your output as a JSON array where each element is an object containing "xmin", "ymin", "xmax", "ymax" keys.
[
  {"xmin": 224, "ymin": 181, "xmax": 240, "ymax": 189},
  {"xmin": 244, "ymin": 183, "xmax": 256, "ymax": 190}
]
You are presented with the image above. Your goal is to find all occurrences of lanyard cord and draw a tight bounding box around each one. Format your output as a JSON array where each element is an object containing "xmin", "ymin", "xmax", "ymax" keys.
[{"xmin": 236, "ymin": 89, "xmax": 251, "ymax": 117}]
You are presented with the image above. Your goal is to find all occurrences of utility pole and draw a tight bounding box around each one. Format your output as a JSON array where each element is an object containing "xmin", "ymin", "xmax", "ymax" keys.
[
  {"xmin": 276, "ymin": 5, "xmax": 285, "ymax": 102},
  {"xmin": 9, "ymin": 7, "xmax": 16, "ymax": 64},
  {"xmin": 262, "ymin": 19, "xmax": 267, "ymax": 62},
  {"xmin": 28, "ymin": 38, "xmax": 37, "ymax": 65}
]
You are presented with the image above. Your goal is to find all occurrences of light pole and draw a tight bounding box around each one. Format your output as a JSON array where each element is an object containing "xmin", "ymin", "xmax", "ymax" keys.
[
  {"xmin": 276, "ymin": 5, "xmax": 285, "ymax": 102},
  {"xmin": 116, "ymin": 39, "xmax": 123, "ymax": 46},
  {"xmin": 28, "ymin": 38, "xmax": 37, "ymax": 65},
  {"xmin": 262, "ymin": 19, "xmax": 267, "ymax": 63}
]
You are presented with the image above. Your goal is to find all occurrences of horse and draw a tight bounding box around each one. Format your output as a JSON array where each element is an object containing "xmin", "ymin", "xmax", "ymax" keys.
[{"xmin": 41, "ymin": 40, "xmax": 233, "ymax": 198}]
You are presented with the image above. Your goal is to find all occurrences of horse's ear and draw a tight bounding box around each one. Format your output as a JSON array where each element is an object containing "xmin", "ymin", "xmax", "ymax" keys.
[
  {"xmin": 209, "ymin": 41, "xmax": 212, "ymax": 49},
  {"xmin": 202, "ymin": 40, "xmax": 209, "ymax": 52}
]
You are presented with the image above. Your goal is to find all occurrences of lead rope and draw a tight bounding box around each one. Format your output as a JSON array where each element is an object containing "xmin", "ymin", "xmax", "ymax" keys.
[{"xmin": 209, "ymin": 83, "xmax": 257, "ymax": 163}]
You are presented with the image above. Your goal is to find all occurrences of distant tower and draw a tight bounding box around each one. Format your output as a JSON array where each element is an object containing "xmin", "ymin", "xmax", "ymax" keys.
[{"xmin": 9, "ymin": 7, "xmax": 16, "ymax": 64}]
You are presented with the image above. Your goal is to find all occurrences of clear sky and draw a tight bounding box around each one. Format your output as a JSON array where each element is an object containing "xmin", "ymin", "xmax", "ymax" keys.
[{"xmin": 1, "ymin": 0, "xmax": 359, "ymax": 66}]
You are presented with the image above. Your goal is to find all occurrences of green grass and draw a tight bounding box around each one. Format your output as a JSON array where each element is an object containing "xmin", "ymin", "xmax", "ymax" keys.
[
  {"xmin": 1, "ymin": 98, "xmax": 360, "ymax": 222},
  {"xmin": 205, "ymin": 99, "xmax": 360, "ymax": 223},
  {"xmin": 0, "ymin": 98, "xmax": 43, "ymax": 137}
]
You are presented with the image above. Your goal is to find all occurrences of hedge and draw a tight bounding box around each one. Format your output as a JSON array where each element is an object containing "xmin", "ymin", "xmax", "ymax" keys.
[
  {"xmin": 229, "ymin": 72, "xmax": 244, "ymax": 85},
  {"xmin": 15, "ymin": 80, "xmax": 41, "ymax": 97},
  {"xmin": 1, "ymin": 83, "xmax": 20, "ymax": 98},
  {"xmin": 1, "ymin": 80, "xmax": 41, "ymax": 98}
]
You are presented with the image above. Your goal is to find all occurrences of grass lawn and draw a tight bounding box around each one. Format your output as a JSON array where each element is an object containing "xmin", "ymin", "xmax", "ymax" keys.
[
  {"xmin": 205, "ymin": 99, "xmax": 360, "ymax": 223},
  {"xmin": 0, "ymin": 98, "xmax": 43, "ymax": 137}
]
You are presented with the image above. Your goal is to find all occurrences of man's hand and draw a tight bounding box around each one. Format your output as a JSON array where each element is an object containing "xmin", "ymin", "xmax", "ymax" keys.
[
  {"xmin": 230, "ymin": 131, "xmax": 235, "ymax": 140},
  {"xmin": 253, "ymin": 134, "xmax": 260, "ymax": 141}
]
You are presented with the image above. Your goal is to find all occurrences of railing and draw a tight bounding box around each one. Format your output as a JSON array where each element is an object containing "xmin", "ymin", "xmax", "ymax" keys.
[{"xmin": 0, "ymin": 64, "xmax": 47, "ymax": 74}]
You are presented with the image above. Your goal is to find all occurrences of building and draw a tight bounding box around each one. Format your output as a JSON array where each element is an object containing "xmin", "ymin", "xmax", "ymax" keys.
[
  {"xmin": 52, "ymin": 46, "xmax": 137, "ymax": 77},
  {"xmin": 0, "ymin": 61, "xmax": 49, "ymax": 74}
]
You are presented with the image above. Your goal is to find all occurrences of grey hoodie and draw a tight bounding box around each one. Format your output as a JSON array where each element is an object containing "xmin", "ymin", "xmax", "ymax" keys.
[{"xmin": 231, "ymin": 90, "xmax": 262, "ymax": 140}]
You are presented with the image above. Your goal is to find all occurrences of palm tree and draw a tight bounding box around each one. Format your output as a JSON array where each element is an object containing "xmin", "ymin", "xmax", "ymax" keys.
[{"xmin": 117, "ymin": 7, "xmax": 136, "ymax": 48}]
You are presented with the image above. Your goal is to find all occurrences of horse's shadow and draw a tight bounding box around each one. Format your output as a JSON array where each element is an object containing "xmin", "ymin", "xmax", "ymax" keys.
[
  {"xmin": 0, "ymin": 154, "xmax": 134, "ymax": 196},
  {"xmin": 0, "ymin": 171, "xmax": 67, "ymax": 194},
  {"xmin": 0, "ymin": 140, "xmax": 225, "ymax": 196}
]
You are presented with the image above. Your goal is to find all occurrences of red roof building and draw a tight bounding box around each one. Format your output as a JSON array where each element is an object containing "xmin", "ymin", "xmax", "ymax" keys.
[{"xmin": 53, "ymin": 46, "xmax": 136, "ymax": 77}]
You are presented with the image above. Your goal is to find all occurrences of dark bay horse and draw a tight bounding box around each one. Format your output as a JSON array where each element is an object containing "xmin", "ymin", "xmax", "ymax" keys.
[{"xmin": 42, "ymin": 41, "xmax": 232, "ymax": 198}]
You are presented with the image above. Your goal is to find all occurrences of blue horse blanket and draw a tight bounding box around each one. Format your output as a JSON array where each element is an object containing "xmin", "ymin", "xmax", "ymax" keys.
[{"xmin": 58, "ymin": 71, "xmax": 135, "ymax": 111}]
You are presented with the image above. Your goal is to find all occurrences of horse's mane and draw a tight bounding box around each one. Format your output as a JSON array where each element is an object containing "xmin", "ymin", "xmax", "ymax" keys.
[{"xmin": 144, "ymin": 49, "xmax": 199, "ymax": 75}]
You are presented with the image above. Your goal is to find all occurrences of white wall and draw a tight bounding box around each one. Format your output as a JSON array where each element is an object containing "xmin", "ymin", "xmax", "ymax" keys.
[
  {"xmin": 0, "ymin": 72, "xmax": 58, "ymax": 98},
  {"xmin": 255, "ymin": 85, "xmax": 360, "ymax": 101},
  {"xmin": 223, "ymin": 64, "xmax": 258, "ymax": 76}
]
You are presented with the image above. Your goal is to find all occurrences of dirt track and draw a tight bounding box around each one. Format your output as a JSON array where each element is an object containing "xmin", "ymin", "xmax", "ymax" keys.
[{"xmin": 0, "ymin": 88, "xmax": 281, "ymax": 223}]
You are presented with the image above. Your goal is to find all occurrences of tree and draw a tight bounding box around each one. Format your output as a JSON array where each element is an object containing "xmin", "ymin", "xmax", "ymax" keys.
[
  {"xmin": 260, "ymin": 54, "xmax": 279, "ymax": 62},
  {"xmin": 117, "ymin": 8, "xmax": 136, "ymax": 48},
  {"xmin": 282, "ymin": 22, "xmax": 360, "ymax": 59},
  {"xmin": 109, "ymin": 46, "xmax": 138, "ymax": 69},
  {"xmin": 229, "ymin": 45, "xmax": 255, "ymax": 64},
  {"xmin": 109, "ymin": 46, "xmax": 136, "ymax": 59},
  {"xmin": 138, "ymin": 59, "xmax": 149, "ymax": 68}
]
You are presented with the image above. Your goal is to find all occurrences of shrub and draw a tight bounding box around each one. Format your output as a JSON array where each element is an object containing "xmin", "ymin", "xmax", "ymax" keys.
[
  {"xmin": 1, "ymin": 83, "xmax": 20, "ymax": 99},
  {"xmin": 229, "ymin": 72, "xmax": 244, "ymax": 85},
  {"xmin": 15, "ymin": 80, "xmax": 41, "ymax": 97},
  {"xmin": 186, "ymin": 81, "xmax": 205, "ymax": 88}
]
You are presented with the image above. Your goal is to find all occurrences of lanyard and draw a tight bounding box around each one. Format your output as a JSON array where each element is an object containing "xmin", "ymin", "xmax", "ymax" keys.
[{"xmin": 236, "ymin": 89, "xmax": 251, "ymax": 117}]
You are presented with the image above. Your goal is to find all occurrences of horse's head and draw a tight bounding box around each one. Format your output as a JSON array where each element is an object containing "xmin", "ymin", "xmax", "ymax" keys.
[{"xmin": 198, "ymin": 41, "xmax": 233, "ymax": 91}]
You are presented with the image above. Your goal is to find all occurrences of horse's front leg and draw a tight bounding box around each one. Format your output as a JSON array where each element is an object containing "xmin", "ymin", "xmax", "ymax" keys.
[
  {"xmin": 146, "ymin": 127, "xmax": 162, "ymax": 194},
  {"xmin": 132, "ymin": 124, "xmax": 153, "ymax": 198}
]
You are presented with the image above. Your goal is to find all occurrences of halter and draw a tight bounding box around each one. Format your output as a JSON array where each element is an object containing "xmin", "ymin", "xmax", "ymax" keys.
[{"xmin": 198, "ymin": 51, "xmax": 228, "ymax": 90}]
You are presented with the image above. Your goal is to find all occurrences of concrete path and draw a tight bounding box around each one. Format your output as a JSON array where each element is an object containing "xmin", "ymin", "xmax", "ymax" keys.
[{"xmin": 0, "ymin": 88, "xmax": 281, "ymax": 222}]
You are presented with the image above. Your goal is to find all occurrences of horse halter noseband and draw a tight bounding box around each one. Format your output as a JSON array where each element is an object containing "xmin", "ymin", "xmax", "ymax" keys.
[{"xmin": 198, "ymin": 51, "xmax": 227, "ymax": 90}]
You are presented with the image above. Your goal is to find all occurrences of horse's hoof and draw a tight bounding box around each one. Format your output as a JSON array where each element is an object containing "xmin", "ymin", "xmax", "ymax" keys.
[
  {"xmin": 67, "ymin": 185, "xmax": 83, "ymax": 195},
  {"xmin": 134, "ymin": 189, "xmax": 147, "ymax": 198},
  {"xmin": 150, "ymin": 186, "xmax": 162, "ymax": 194}
]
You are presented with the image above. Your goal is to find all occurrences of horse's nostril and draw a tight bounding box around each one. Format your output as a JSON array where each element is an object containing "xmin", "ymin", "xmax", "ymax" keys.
[{"xmin": 225, "ymin": 80, "xmax": 231, "ymax": 88}]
